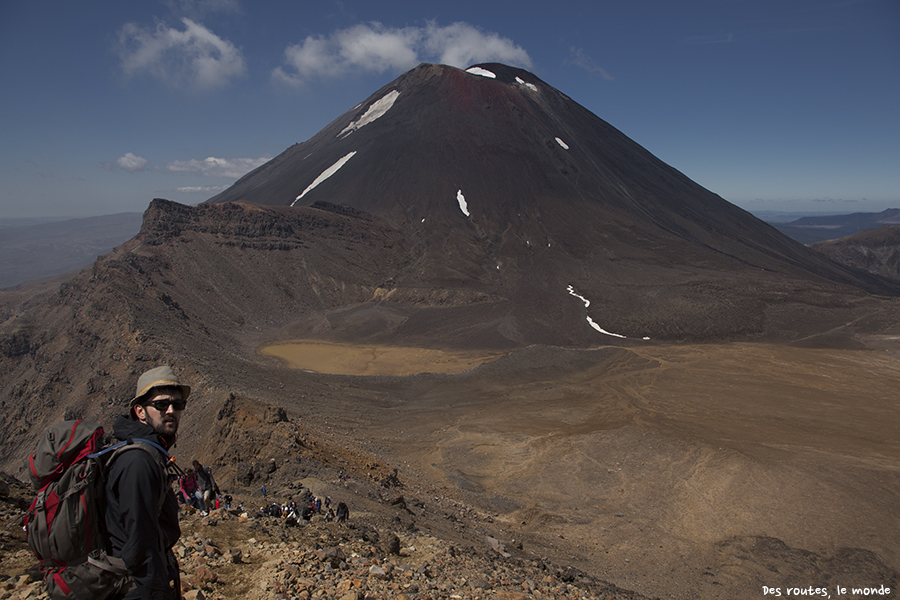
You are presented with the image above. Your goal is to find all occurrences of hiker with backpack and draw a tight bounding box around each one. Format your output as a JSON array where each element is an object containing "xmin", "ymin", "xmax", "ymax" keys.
[
  {"xmin": 105, "ymin": 366, "xmax": 190, "ymax": 600},
  {"xmin": 191, "ymin": 459, "xmax": 219, "ymax": 514},
  {"xmin": 25, "ymin": 365, "xmax": 189, "ymax": 600}
]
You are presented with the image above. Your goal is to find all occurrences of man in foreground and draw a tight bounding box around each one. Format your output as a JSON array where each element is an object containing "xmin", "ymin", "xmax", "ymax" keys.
[{"xmin": 106, "ymin": 366, "xmax": 189, "ymax": 600}]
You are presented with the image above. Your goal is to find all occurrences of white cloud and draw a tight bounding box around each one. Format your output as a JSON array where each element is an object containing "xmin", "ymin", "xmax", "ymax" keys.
[
  {"xmin": 177, "ymin": 185, "xmax": 230, "ymax": 193},
  {"xmin": 274, "ymin": 23, "xmax": 420, "ymax": 83},
  {"xmin": 422, "ymin": 22, "xmax": 531, "ymax": 71},
  {"xmin": 118, "ymin": 18, "xmax": 246, "ymax": 89},
  {"xmin": 274, "ymin": 21, "xmax": 532, "ymax": 85},
  {"xmin": 567, "ymin": 47, "xmax": 613, "ymax": 80},
  {"xmin": 116, "ymin": 152, "xmax": 149, "ymax": 172},
  {"xmin": 165, "ymin": 156, "xmax": 270, "ymax": 178}
]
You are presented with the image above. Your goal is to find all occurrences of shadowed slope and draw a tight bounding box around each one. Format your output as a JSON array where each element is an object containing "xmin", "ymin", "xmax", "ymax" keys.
[{"xmin": 812, "ymin": 225, "xmax": 900, "ymax": 281}]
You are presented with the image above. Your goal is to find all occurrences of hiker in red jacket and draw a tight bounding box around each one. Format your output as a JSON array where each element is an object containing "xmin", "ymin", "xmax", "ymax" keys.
[
  {"xmin": 106, "ymin": 366, "xmax": 189, "ymax": 600},
  {"xmin": 179, "ymin": 468, "xmax": 200, "ymax": 509}
]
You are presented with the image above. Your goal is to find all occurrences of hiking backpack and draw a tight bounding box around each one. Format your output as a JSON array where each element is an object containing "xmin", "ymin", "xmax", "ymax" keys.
[{"xmin": 24, "ymin": 420, "xmax": 179, "ymax": 600}]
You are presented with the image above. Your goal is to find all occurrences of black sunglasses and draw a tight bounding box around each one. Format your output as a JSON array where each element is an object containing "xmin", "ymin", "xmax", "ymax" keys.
[{"xmin": 144, "ymin": 399, "xmax": 187, "ymax": 411}]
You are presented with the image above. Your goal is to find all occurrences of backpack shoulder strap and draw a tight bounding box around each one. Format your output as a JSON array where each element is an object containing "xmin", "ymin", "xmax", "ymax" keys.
[
  {"xmin": 100, "ymin": 439, "xmax": 176, "ymax": 515},
  {"xmin": 89, "ymin": 437, "xmax": 172, "ymax": 462}
]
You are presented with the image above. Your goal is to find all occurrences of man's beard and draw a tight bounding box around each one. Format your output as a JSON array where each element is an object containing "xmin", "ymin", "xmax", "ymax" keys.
[{"xmin": 152, "ymin": 414, "xmax": 179, "ymax": 442}]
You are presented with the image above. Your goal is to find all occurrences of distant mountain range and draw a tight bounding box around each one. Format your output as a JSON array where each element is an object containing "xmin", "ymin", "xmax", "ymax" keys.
[
  {"xmin": 771, "ymin": 208, "xmax": 900, "ymax": 245},
  {"xmin": 0, "ymin": 213, "xmax": 142, "ymax": 289}
]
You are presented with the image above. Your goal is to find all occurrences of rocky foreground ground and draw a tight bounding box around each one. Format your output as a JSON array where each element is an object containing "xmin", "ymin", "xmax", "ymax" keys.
[{"xmin": 0, "ymin": 473, "xmax": 649, "ymax": 600}]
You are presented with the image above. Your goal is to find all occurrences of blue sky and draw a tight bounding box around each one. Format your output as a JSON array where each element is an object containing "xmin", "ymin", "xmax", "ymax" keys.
[{"xmin": 1, "ymin": 0, "xmax": 897, "ymax": 220}]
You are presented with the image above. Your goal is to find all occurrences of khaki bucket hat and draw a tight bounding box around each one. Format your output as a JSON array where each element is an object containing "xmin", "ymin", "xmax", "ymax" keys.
[{"xmin": 129, "ymin": 366, "xmax": 191, "ymax": 416}]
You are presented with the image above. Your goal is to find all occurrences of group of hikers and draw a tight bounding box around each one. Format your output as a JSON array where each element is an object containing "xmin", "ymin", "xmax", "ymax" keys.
[
  {"xmin": 175, "ymin": 460, "xmax": 352, "ymax": 525},
  {"xmin": 260, "ymin": 495, "xmax": 349, "ymax": 524},
  {"xmin": 175, "ymin": 459, "xmax": 351, "ymax": 526},
  {"xmin": 176, "ymin": 459, "xmax": 222, "ymax": 515}
]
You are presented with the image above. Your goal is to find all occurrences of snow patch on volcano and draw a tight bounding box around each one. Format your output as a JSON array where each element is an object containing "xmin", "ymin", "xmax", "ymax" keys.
[
  {"xmin": 292, "ymin": 151, "xmax": 356, "ymax": 206},
  {"xmin": 466, "ymin": 67, "xmax": 496, "ymax": 78},
  {"xmin": 457, "ymin": 190, "xmax": 470, "ymax": 217},
  {"xmin": 566, "ymin": 285, "xmax": 629, "ymax": 339},
  {"xmin": 339, "ymin": 90, "xmax": 400, "ymax": 137},
  {"xmin": 515, "ymin": 76, "xmax": 539, "ymax": 92},
  {"xmin": 567, "ymin": 285, "xmax": 592, "ymax": 308}
]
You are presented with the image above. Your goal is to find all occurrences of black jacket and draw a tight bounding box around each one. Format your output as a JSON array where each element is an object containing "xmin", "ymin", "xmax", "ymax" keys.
[
  {"xmin": 195, "ymin": 465, "xmax": 213, "ymax": 492},
  {"xmin": 105, "ymin": 416, "xmax": 181, "ymax": 600}
]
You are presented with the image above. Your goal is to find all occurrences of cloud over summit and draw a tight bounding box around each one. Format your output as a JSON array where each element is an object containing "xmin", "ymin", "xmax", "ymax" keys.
[{"xmin": 273, "ymin": 21, "xmax": 532, "ymax": 85}]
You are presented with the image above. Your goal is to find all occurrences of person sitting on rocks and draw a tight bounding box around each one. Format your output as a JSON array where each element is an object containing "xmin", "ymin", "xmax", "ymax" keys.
[{"xmin": 300, "ymin": 504, "xmax": 313, "ymax": 522}]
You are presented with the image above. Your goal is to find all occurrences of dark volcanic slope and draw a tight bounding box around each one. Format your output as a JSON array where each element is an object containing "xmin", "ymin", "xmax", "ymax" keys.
[
  {"xmin": 204, "ymin": 63, "xmax": 885, "ymax": 287},
  {"xmin": 209, "ymin": 63, "xmax": 849, "ymax": 280},
  {"xmin": 206, "ymin": 62, "xmax": 897, "ymax": 342}
]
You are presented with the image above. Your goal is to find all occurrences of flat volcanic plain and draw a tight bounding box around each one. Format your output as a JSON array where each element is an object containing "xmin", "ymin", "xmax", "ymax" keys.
[{"xmin": 257, "ymin": 338, "xmax": 900, "ymax": 600}]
